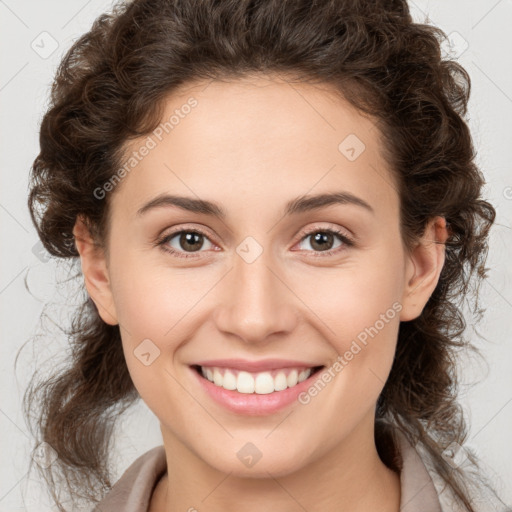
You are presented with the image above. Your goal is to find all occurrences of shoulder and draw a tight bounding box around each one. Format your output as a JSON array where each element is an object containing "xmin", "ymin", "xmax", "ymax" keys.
[
  {"xmin": 94, "ymin": 445, "xmax": 167, "ymax": 512},
  {"xmin": 376, "ymin": 419, "xmax": 509, "ymax": 512},
  {"xmin": 414, "ymin": 440, "xmax": 510, "ymax": 512}
]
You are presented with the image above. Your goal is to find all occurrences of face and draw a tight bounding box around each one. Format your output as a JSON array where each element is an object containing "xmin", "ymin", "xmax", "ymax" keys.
[{"xmin": 75, "ymin": 74, "xmax": 447, "ymax": 478}]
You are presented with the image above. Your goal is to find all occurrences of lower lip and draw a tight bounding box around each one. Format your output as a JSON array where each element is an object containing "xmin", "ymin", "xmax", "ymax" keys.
[{"xmin": 190, "ymin": 366, "xmax": 323, "ymax": 416}]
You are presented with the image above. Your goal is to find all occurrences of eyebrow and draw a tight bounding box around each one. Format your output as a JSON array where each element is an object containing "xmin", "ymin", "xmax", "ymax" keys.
[{"xmin": 136, "ymin": 191, "xmax": 375, "ymax": 219}]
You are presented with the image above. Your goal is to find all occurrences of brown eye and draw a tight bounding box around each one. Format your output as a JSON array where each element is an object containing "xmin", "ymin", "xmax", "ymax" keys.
[
  {"xmin": 304, "ymin": 231, "xmax": 337, "ymax": 252},
  {"xmin": 158, "ymin": 229, "xmax": 215, "ymax": 258},
  {"xmin": 295, "ymin": 227, "xmax": 354, "ymax": 257},
  {"xmin": 175, "ymin": 232, "xmax": 205, "ymax": 252}
]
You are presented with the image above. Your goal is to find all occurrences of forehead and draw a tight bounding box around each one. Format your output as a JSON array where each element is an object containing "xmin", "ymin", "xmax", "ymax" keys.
[{"xmin": 110, "ymin": 74, "xmax": 398, "ymax": 222}]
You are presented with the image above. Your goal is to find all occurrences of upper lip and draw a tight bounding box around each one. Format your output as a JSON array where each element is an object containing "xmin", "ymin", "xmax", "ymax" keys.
[{"xmin": 192, "ymin": 359, "xmax": 323, "ymax": 372}]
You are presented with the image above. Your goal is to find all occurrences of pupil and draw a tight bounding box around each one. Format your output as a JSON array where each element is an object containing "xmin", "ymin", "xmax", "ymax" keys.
[
  {"xmin": 181, "ymin": 232, "xmax": 202, "ymax": 252},
  {"xmin": 177, "ymin": 231, "xmax": 334, "ymax": 253},
  {"xmin": 312, "ymin": 232, "xmax": 333, "ymax": 251}
]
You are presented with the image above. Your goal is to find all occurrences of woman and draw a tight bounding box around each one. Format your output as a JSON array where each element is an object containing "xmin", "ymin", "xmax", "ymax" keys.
[{"xmin": 24, "ymin": 0, "xmax": 510, "ymax": 511}]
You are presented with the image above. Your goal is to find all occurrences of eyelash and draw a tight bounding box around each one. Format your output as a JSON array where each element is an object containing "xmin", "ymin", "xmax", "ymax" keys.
[{"xmin": 154, "ymin": 225, "xmax": 355, "ymax": 260}]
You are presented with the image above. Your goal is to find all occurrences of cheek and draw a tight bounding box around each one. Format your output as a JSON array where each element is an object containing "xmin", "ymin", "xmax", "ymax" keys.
[
  {"xmin": 112, "ymin": 276, "xmax": 172, "ymax": 339},
  {"xmin": 110, "ymin": 269, "xmax": 186, "ymax": 415},
  {"xmin": 109, "ymin": 248, "xmax": 199, "ymax": 342},
  {"xmin": 107, "ymin": 253, "xmax": 215, "ymax": 399},
  {"xmin": 307, "ymin": 248, "xmax": 404, "ymax": 379},
  {"xmin": 106, "ymin": 252, "xmax": 180, "ymax": 385},
  {"xmin": 303, "ymin": 245, "xmax": 403, "ymax": 330}
]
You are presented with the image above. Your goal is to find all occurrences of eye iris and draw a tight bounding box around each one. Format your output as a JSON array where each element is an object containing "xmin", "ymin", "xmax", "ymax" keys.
[
  {"xmin": 310, "ymin": 232, "xmax": 334, "ymax": 251},
  {"xmin": 170, "ymin": 230, "xmax": 341, "ymax": 254},
  {"xmin": 180, "ymin": 232, "xmax": 203, "ymax": 252}
]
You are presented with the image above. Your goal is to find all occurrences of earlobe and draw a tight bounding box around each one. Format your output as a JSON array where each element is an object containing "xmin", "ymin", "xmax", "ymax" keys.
[
  {"xmin": 72, "ymin": 215, "xmax": 119, "ymax": 326},
  {"xmin": 399, "ymin": 216, "xmax": 449, "ymax": 322}
]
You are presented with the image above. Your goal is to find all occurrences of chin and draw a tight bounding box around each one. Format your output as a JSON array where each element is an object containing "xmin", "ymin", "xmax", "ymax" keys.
[{"xmin": 201, "ymin": 446, "xmax": 311, "ymax": 479}]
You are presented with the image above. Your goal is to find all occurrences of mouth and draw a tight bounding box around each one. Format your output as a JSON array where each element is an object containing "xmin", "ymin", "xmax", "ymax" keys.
[{"xmin": 191, "ymin": 364, "xmax": 325, "ymax": 395}]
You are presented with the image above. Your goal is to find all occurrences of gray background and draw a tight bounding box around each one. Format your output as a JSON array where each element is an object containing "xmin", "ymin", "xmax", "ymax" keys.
[{"xmin": 1, "ymin": 1, "xmax": 511, "ymax": 510}]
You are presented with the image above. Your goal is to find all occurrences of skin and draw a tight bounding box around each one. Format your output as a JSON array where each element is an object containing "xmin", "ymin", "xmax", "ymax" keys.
[{"xmin": 73, "ymin": 73, "xmax": 448, "ymax": 512}]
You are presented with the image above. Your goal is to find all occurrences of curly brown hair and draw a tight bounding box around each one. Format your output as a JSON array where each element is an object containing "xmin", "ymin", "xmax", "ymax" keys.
[{"xmin": 21, "ymin": 0, "xmax": 507, "ymax": 510}]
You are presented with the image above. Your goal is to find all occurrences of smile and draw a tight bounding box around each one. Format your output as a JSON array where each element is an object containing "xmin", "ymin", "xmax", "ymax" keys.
[{"xmin": 195, "ymin": 365, "xmax": 324, "ymax": 394}]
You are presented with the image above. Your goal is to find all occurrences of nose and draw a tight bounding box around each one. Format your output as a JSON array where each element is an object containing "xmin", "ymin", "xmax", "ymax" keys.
[{"xmin": 213, "ymin": 246, "xmax": 300, "ymax": 346}]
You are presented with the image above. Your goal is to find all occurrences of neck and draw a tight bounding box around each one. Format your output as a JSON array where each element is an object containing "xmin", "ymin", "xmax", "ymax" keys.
[{"xmin": 151, "ymin": 414, "xmax": 401, "ymax": 512}]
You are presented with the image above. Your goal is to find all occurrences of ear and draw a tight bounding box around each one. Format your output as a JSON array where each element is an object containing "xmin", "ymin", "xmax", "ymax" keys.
[
  {"xmin": 72, "ymin": 215, "xmax": 119, "ymax": 325},
  {"xmin": 399, "ymin": 216, "xmax": 449, "ymax": 322}
]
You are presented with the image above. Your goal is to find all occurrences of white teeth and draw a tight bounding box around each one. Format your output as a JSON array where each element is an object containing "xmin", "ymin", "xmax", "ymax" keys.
[
  {"xmin": 199, "ymin": 366, "xmax": 314, "ymax": 394},
  {"xmin": 254, "ymin": 372, "xmax": 274, "ymax": 394},
  {"xmin": 213, "ymin": 368, "xmax": 223, "ymax": 386},
  {"xmin": 274, "ymin": 372, "xmax": 288, "ymax": 391},
  {"xmin": 287, "ymin": 369, "xmax": 298, "ymax": 387},
  {"xmin": 222, "ymin": 370, "xmax": 237, "ymax": 390},
  {"xmin": 237, "ymin": 371, "xmax": 255, "ymax": 393},
  {"xmin": 298, "ymin": 369, "xmax": 310, "ymax": 383}
]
